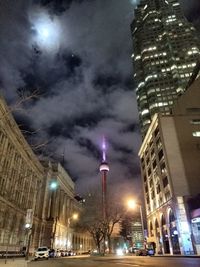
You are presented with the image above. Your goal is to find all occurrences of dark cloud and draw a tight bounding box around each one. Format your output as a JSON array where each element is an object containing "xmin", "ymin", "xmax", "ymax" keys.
[
  {"xmin": 0, "ymin": 0, "xmax": 199, "ymax": 199},
  {"xmin": 33, "ymin": 0, "xmax": 84, "ymax": 14},
  {"xmin": 181, "ymin": 0, "xmax": 200, "ymax": 19}
]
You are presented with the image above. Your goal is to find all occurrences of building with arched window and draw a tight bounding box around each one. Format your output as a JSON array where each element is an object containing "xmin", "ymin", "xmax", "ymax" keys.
[
  {"xmin": 0, "ymin": 95, "xmax": 93, "ymax": 255},
  {"xmin": 139, "ymin": 76, "xmax": 200, "ymax": 255},
  {"xmin": 0, "ymin": 95, "xmax": 44, "ymax": 253}
]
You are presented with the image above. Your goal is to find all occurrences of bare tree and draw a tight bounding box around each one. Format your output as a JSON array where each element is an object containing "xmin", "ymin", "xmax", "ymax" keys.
[
  {"xmin": 105, "ymin": 200, "xmax": 125, "ymax": 253},
  {"xmin": 77, "ymin": 191, "xmax": 125, "ymax": 254}
]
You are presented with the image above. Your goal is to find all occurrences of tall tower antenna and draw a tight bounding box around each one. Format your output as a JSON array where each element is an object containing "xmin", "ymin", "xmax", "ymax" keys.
[{"xmin": 99, "ymin": 137, "xmax": 109, "ymax": 220}]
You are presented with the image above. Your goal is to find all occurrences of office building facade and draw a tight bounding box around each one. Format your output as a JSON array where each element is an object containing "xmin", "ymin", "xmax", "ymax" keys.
[
  {"xmin": 138, "ymin": 76, "xmax": 200, "ymax": 255},
  {"xmin": 131, "ymin": 0, "xmax": 200, "ymax": 137}
]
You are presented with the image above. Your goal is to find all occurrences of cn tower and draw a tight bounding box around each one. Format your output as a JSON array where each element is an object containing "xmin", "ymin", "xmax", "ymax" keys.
[{"xmin": 99, "ymin": 137, "xmax": 109, "ymax": 220}]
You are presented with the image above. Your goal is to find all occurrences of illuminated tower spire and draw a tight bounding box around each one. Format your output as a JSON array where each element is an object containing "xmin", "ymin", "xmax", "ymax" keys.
[
  {"xmin": 99, "ymin": 137, "xmax": 109, "ymax": 220},
  {"xmin": 102, "ymin": 135, "xmax": 106, "ymax": 161}
]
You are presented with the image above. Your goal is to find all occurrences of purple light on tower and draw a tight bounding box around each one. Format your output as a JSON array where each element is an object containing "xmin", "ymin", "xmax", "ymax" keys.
[
  {"xmin": 99, "ymin": 137, "xmax": 109, "ymax": 220},
  {"xmin": 102, "ymin": 136, "xmax": 106, "ymax": 162}
]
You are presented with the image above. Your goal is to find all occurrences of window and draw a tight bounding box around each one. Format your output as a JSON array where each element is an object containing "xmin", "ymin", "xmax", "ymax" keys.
[
  {"xmin": 160, "ymin": 162, "xmax": 166, "ymax": 173},
  {"xmin": 165, "ymin": 191, "xmax": 171, "ymax": 201},
  {"xmin": 156, "ymin": 184, "xmax": 161, "ymax": 194},
  {"xmin": 163, "ymin": 176, "xmax": 168, "ymax": 187},
  {"xmin": 158, "ymin": 149, "xmax": 164, "ymax": 160},
  {"xmin": 154, "ymin": 127, "xmax": 159, "ymax": 137},
  {"xmin": 156, "ymin": 138, "xmax": 162, "ymax": 149},
  {"xmin": 151, "ymin": 149, "xmax": 155, "ymax": 157},
  {"xmin": 193, "ymin": 132, "xmax": 200, "ymax": 137},
  {"xmin": 153, "ymin": 160, "xmax": 157, "ymax": 169}
]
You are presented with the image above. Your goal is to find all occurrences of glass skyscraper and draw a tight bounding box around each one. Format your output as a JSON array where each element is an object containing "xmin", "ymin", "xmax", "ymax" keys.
[{"xmin": 131, "ymin": 0, "xmax": 200, "ymax": 137}]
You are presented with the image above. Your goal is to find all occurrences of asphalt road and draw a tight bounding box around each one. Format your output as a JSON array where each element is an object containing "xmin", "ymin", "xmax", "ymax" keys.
[{"xmin": 28, "ymin": 255, "xmax": 200, "ymax": 267}]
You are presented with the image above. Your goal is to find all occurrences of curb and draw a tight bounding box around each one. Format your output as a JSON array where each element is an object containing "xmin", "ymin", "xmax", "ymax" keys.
[{"xmin": 153, "ymin": 255, "xmax": 200, "ymax": 258}]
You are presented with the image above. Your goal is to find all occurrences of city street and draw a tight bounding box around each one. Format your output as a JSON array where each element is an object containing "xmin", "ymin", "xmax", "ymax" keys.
[{"xmin": 27, "ymin": 255, "xmax": 200, "ymax": 267}]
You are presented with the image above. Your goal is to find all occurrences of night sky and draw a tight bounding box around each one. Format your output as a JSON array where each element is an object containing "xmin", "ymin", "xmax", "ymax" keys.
[{"xmin": 0, "ymin": 0, "xmax": 199, "ymax": 199}]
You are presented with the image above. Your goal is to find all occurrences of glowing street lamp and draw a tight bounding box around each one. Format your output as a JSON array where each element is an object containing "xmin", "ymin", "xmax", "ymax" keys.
[
  {"xmin": 50, "ymin": 181, "xmax": 57, "ymax": 190},
  {"xmin": 127, "ymin": 199, "xmax": 137, "ymax": 209},
  {"xmin": 71, "ymin": 213, "xmax": 79, "ymax": 221},
  {"xmin": 25, "ymin": 223, "xmax": 31, "ymax": 229}
]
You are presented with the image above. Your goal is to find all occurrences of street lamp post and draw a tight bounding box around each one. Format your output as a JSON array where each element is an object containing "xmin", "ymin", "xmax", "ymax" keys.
[
  {"xmin": 127, "ymin": 199, "xmax": 145, "ymax": 247},
  {"xmin": 25, "ymin": 224, "xmax": 32, "ymax": 261},
  {"xmin": 49, "ymin": 180, "xmax": 58, "ymax": 249},
  {"xmin": 24, "ymin": 180, "xmax": 41, "ymax": 260},
  {"xmin": 67, "ymin": 213, "xmax": 79, "ymax": 251},
  {"xmin": 24, "ymin": 212, "xmax": 33, "ymax": 262},
  {"xmin": 139, "ymin": 205, "xmax": 145, "ymax": 244}
]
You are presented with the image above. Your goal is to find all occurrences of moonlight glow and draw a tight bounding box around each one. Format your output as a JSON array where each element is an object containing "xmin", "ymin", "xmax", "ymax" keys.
[
  {"xmin": 30, "ymin": 10, "xmax": 61, "ymax": 52},
  {"xmin": 130, "ymin": 0, "xmax": 139, "ymax": 5}
]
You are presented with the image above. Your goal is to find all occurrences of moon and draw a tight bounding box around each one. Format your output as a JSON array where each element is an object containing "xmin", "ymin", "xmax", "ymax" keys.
[{"xmin": 30, "ymin": 10, "xmax": 62, "ymax": 52}]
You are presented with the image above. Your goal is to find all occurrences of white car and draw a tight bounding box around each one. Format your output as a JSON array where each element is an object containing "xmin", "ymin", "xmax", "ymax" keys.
[{"xmin": 35, "ymin": 247, "xmax": 49, "ymax": 260}]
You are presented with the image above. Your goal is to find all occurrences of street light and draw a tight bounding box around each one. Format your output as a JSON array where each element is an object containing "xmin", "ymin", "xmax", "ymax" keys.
[
  {"xmin": 71, "ymin": 213, "xmax": 79, "ymax": 221},
  {"xmin": 49, "ymin": 180, "xmax": 58, "ymax": 249},
  {"xmin": 24, "ymin": 180, "xmax": 42, "ymax": 260},
  {"xmin": 127, "ymin": 199, "xmax": 145, "ymax": 248},
  {"xmin": 50, "ymin": 181, "xmax": 57, "ymax": 190},
  {"xmin": 67, "ymin": 213, "xmax": 79, "ymax": 251},
  {"xmin": 25, "ymin": 223, "xmax": 32, "ymax": 261}
]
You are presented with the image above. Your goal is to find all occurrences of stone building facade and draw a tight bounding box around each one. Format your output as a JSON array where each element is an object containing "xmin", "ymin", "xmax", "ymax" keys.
[
  {"xmin": 40, "ymin": 161, "xmax": 93, "ymax": 253},
  {"xmin": 138, "ymin": 76, "xmax": 200, "ymax": 255},
  {"xmin": 0, "ymin": 95, "xmax": 93, "ymax": 254},
  {"xmin": 0, "ymin": 95, "xmax": 44, "ymax": 252}
]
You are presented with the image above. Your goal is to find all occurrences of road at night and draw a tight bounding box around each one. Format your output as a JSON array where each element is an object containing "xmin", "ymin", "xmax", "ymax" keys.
[{"xmin": 27, "ymin": 255, "xmax": 200, "ymax": 267}]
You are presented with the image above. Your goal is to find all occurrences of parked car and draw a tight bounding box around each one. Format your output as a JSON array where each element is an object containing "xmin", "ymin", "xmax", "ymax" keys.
[
  {"xmin": 55, "ymin": 249, "xmax": 61, "ymax": 257},
  {"xmin": 34, "ymin": 247, "xmax": 49, "ymax": 260},
  {"xmin": 135, "ymin": 249, "xmax": 148, "ymax": 256},
  {"xmin": 60, "ymin": 250, "xmax": 67, "ymax": 257},
  {"xmin": 136, "ymin": 248, "xmax": 155, "ymax": 256},
  {"xmin": 49, "ymin": 249, "xmax": 56, "ymax": 258},
  {"xmin": 128, "ymin": 247, "xmax": 138, "ymax": 254},
  {"xmin": 67, "ymin": 250, "xmax": 76, "ymax": 256},
  {"xmin": 147, "ymin": 248, "xmax": 155, "ymax": 256}
]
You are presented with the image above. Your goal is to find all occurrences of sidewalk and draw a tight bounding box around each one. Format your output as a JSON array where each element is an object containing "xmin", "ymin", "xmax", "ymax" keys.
[
  {"xmin": 154, "ymin": 254, "xmax": 200, "ymax": 258},
  {"xmin": 0, "ymin": 258, "xmax": 27, "ymax": 267}
]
